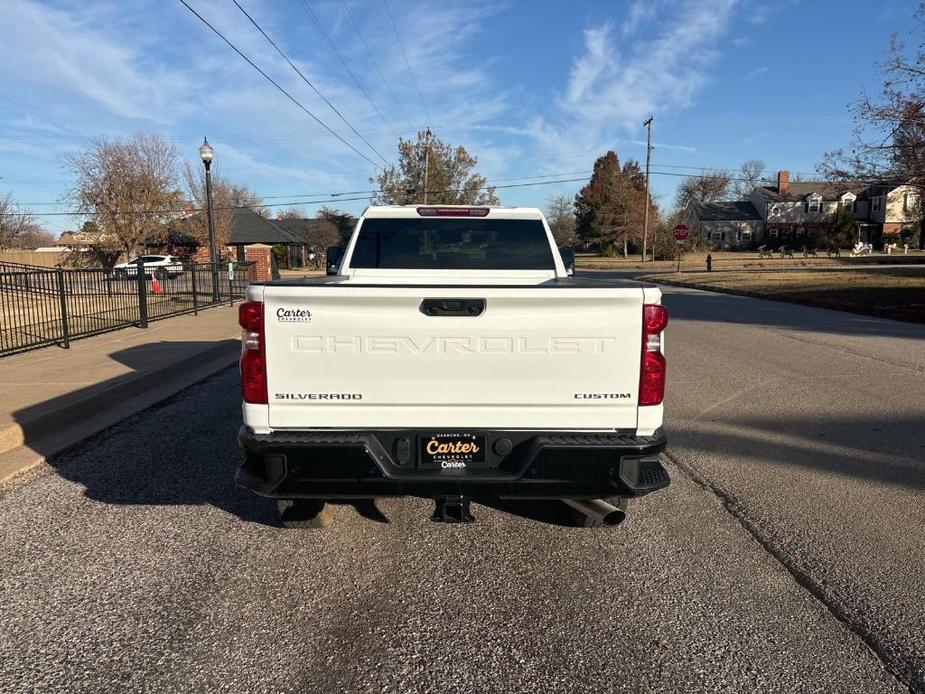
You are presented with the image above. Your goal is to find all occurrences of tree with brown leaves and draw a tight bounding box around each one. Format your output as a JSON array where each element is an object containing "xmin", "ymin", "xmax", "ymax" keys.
[
  {"xmin": 64, "ymin": 134, "xmax": 183, "ymax": 260},
  {"xmin": 574, "ymin": 151, "xmax": 653, "ymax": 257}
]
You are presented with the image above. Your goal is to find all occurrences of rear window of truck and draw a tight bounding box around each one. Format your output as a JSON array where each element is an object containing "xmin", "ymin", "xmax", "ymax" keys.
[{"xmin": 349, "ymin": 218, "xmax": 555, "ymax": 270}]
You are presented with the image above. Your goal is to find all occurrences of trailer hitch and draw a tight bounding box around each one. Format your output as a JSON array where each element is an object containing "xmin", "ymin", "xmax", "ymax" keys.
[{"xmin": 431, "ymin": 495, "xmax": 475, "ymax": 523}]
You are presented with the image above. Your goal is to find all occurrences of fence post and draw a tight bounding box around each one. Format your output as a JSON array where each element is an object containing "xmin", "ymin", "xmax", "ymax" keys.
[
  {"xmin": 136, "ymin": 257, "xmax": 148, "ymax": 328},
  {"xmin": 228, "ymin": 261, "xmax": 234, "ymax": 307},
  {"xmin": 56, "ymin": 267, "xmax": 71, "ymax": 349},
  {"xmin": 191, "ymin": 263, "xmax": 199, "ymax": 315}
]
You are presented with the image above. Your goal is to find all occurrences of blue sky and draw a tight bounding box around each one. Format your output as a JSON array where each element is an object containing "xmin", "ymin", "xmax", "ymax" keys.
[{"xmin": 0, "ymin": 0, "xmax": 916, "ymax": 233}]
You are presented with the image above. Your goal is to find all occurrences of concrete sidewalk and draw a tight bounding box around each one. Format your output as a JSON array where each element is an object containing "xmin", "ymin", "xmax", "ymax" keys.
[{"xmin": 0, "ymin": 306, "xmax": 241, "ymax": 483}]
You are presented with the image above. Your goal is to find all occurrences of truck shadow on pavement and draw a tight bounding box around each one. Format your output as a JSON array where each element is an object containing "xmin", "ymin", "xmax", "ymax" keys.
[
  {"xmin": 11, "ymin": 345, "xmax": 279, "ymax": 526},
  {"xmin": 661, "ymin": 287, "xmax": 925, "ymax": 341},
  {"xmin": 19, "ymin": 347, "xmax": 573, "ymax": 528},
  {"xmin": 670, "ymin": 413, "xmax": 925, "ymax": 491}
]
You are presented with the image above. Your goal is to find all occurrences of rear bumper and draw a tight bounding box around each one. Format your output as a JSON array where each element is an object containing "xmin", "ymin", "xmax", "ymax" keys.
[{"xmin": 236, "ymin": 426, "xmax": 669, "ymax": 500}]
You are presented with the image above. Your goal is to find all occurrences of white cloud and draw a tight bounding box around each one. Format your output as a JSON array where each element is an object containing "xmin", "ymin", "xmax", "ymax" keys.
[
  {"xmin": 1, "ymin": 0, "xmax": 192, "ymax": 123},
  {"xmin": 560, "ymin": 0, "xmax": 739, "ymax": 127},
  {"xmin": 744, "ymin": 65, "xmax": 770, "ymax": 80},
  {"xmin": 515, "ymin": 0, "xmax": 738, "ymax": 173}
]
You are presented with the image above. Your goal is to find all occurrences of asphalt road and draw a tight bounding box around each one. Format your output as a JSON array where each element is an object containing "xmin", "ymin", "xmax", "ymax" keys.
[{"xmin": 1, "ymin": 282, "xmax": 923, "ymax": 693}]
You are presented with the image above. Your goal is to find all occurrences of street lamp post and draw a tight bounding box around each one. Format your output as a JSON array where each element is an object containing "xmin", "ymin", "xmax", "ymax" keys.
[{"xmin": 199, "ymin": 137, "xmax": 219, "ymax": 302}]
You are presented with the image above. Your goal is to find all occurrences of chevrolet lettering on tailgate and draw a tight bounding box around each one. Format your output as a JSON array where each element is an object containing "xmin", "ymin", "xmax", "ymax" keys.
[{"xmin": 237, "ymin": 205, "xmax": 669, "ymax": 528}]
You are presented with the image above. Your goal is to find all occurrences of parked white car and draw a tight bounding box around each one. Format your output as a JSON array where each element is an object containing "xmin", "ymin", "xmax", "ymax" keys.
[{"xmin": 112, "ymin": 255, "xmax": 184, "ymax": 280}]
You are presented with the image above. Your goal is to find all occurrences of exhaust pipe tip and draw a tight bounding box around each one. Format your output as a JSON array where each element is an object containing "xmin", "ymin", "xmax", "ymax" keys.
[{"xmin": 564, "ymin": 498, "xmax": 627, "ymax": 527}]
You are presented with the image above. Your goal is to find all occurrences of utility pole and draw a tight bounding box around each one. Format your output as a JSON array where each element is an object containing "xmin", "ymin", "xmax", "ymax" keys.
[
  {"xmin": 422, "ymin": 127, "xmax": 431, "ymax": 204},
  {"xmin": 642, "ymin": 116, "xmax": 653, "ymax": 262}
]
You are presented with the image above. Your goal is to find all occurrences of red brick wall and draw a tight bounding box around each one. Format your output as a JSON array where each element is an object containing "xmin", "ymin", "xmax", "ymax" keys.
[
  {"xmin": 245, "ymin": 244, "xmax": 272, "ymax": 281},
  {"xmin": 883, "ymin": 222, "xmax": 903, "ymax": 236}
]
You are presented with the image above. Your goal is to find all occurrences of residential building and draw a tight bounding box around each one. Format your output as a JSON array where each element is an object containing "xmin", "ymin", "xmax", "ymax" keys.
[
  {"xmin": 686, "ymin": 170, "xmax": 921, "ymax": 249},
  {"xmin": 684, "ymin": 201, "xmax": 763, "ymax": 249}
]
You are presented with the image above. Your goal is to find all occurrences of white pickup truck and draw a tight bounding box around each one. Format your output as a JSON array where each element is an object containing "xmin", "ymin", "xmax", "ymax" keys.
[{"xmin": 236, "ymin": 205, "xmax": 669, "ymax": 527}]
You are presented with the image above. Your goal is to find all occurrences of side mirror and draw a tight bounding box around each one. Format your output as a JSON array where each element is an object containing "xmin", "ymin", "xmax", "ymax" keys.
[
  {"xmin": 326, "ymin": 246, "xmax": 344, "ymax": 276},
  {"xmin": 559, "ymin": 247, "xmax": 575, "ymax": 276}
]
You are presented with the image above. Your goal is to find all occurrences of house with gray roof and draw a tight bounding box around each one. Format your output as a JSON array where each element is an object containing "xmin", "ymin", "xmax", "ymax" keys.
[
  {"xmin": 685, "ymin": 200, "xmax": 763, "ymax": 249},
  {"xmin": 687, "ymin": 170, "xmax": 921, "ymax": 250}
]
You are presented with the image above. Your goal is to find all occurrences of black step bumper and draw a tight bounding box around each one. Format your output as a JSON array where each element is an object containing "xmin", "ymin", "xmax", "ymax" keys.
[{"xmin": 237, "ymin": 427, "xmax": 669, "ymax": 500}]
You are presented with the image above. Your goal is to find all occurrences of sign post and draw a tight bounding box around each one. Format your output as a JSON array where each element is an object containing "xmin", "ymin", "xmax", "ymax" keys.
[{"xmin": 672, "ymin": 223, "xmax": 689, "ymax": 273}]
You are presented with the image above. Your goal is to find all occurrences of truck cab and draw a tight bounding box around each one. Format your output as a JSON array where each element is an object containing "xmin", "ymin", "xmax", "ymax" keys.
[{"xmin": 236, "ymin": 205, "xmax": 669, "ymax": 527}]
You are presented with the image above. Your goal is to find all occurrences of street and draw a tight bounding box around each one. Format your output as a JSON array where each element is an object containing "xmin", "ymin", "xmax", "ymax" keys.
[{"xmin": 1, "ymin": 282, "xmax": 923, "ymax": 693}]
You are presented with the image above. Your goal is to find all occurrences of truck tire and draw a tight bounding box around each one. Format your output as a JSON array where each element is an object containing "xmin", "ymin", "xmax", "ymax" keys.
[{"xmin": 276, "ymin": 499, "xmax": 335, "ymax": 529}]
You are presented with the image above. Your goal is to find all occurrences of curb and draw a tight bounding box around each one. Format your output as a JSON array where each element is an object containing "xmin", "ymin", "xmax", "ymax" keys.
[{"xmin": 0, "ymin": 339, "xmax": 240, "ymax": 486}]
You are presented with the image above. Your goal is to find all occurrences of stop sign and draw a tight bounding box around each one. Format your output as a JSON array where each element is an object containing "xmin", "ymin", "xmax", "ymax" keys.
[{"xmin": 672, "ymin": 223, "xmax": 689, "ymax": 242}]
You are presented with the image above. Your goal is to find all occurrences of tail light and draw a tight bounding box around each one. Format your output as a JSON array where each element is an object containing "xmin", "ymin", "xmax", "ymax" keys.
[
  {"xmin": 239, "ymin": 301, "xmax": 267, "ymax": 404},
  {"xmin": 639, "ymin": 304, "xmax": 668, "ymax": 406}
]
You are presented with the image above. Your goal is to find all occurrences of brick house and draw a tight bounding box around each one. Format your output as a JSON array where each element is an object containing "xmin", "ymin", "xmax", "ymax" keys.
[{"xmin": 686, "ymin": 170, "xmax": 921, "ymax": 249}]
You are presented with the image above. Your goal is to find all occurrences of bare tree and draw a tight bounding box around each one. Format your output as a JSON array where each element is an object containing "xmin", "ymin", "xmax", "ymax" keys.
[
  {"xmin": 307, "ymin": 219, "xmax": 341, "ymax": 267},
  {"xmin": 19, "ymin": 227, "xmax": 55, "ymax": 249},
  {"xmin": 372, "ymin": 130, "xmax": 499, "ymax": 205},
  {"xmin": 733, "ymin": 159, "xmax": 766, "ymax": 198},
  {"xmin": 674, "ymin": 169, "xmax": 732, "ymax": 210},
  {"xmin": 182, "ymin": 161, "xmax": 264, "ymax": 249},
  {"xmin": 63, "ymin": 134, "xmax": 183, "ymax": 260},
  {"xmin": 819, "ymin": 3, "xmax": 925, "ymax": 247},
  {"xmin": 0, "ymin": 193, "xmax": 42, "ymax": 249},
  {"xmin": 545, "ymin": 194, "xmax": 577, "ymax": 247},
  {"xmin": 276, "ymin": 207, "xmax": 306, "ymax": 220}
]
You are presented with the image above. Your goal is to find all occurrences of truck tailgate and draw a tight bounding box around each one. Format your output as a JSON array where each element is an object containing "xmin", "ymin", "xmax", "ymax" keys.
[{"xmin": 262, "ymin": 285, "xmax": 645, "ymax": 430}]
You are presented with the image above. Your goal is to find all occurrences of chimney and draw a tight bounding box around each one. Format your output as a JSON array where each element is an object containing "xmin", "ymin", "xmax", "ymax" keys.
[{"xmin": 777, "ymin": 170, "xmax": 790, "ymax": 195}]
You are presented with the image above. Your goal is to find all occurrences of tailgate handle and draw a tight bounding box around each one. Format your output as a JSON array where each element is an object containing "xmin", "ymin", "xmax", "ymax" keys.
[{"xmin": 420, "ymin": 298, "xmax": 485, "ymax": 317}]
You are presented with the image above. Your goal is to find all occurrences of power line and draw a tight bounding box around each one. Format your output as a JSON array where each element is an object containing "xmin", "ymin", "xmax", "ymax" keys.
[
  {"xmin": 340, "ymin": 0, "xmax": 413, "ymax": 130},
  {"xmin": 176, "ymin": 0, "xmax": 382, "ymax": 170},
  {"xmin": 16, "ymin": 170, "xmax": 596, "ymax": 206},
  {"xmin": 382, "ymin": 0, "xmax": 431, "ymax": 126},
  {"xmin": 229, "ymin": 0, "xmax": 391, "ymax": 167},
  {"xmin": 296, "ymin": 0, "xmax": 396, "ymax": 138},
  {"xmin": 3, "ymin": 175, "xmax": 599, "ymax": 218},
  {"xmin": 10, "ymin": 167, "xmax": 872, "ymax": 218}
]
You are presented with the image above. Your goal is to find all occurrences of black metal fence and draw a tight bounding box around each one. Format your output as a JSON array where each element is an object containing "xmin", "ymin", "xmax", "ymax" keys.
[{"xmin": 0, "ymin": 260, "xmax": 254, "ymax": 357}]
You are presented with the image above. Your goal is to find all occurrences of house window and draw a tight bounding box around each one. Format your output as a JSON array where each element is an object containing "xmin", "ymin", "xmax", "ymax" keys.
[
  {"xmin": 769, "ymin": 228, "xmax": 779, "ymax": 239},
  {"xmin": 796, "ymin": 227, "xmax": 805, "ymax": 237},
  {"xmin": 711, "ymin": 231, "xmax": 725, "ymax": 241},
  {"xmin": 736, "ymin": 230, "xmax": 752, "ymax": 241},
  {"xmin": 842, "ymin": 196, "xmax": 855, "ymax": 212},
  {"xmin": 872, "ymin": 196, "xmax": 881, "ymax": 212},
  {"xmin": 904, "ymin": 193, "xmax": 919, "ymax": 212},
  {"xmin": 808, "ymin": 195, "xmax": 821, "ymax": 213}
]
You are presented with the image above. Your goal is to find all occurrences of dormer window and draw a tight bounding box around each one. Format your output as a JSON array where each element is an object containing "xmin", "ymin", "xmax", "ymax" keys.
[
  {"xmin": 872, "ymin": 196, "xmax": 882, "ymax": 212},
  {"xmin": 841, "ymin": 194, "xmax": 856, "ymax": 213},
  {"xmin": 807, "ymin": 194, "xmax": 822, "ymax": 213}
]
